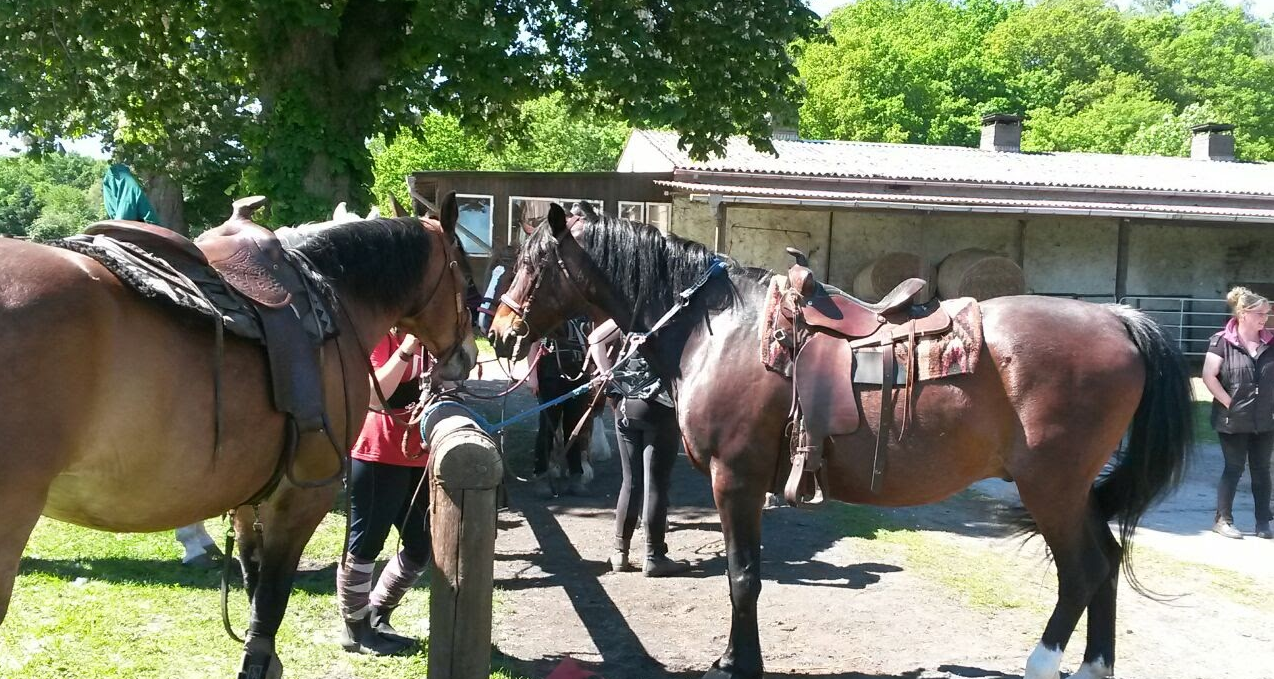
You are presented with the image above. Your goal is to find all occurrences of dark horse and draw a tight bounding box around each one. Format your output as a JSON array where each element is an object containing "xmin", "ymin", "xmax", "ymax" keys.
[
  {"xmin": 489, "ymin": 205, "xmax": 1192, "ymax": 679},
  {"xmin": 0, "ymin": 195, "xmax": 477, "ymax": 677}
]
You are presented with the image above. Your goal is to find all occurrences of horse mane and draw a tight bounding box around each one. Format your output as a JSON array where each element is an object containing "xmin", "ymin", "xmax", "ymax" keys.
[
  {"xmin": 290, "ymin": 217, "xmax": 433, "ymax": 313},
  {"xmin": 524, "ymin": 211, "xmax": 765, "ymax": 325}
]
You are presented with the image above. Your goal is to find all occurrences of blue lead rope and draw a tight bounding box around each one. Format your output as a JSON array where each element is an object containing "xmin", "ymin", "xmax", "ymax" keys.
[{"xmin": 420, "ymin": 380, "xmax": 596, "ymax": 439}]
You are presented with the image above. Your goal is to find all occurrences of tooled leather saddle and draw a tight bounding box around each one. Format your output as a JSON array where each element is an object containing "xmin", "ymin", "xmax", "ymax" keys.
[{"xmin": 775, "ymin": 248, "xmax": 954, "ymax": 505}]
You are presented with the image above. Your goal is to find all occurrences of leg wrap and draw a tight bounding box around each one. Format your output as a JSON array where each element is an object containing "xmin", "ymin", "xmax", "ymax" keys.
[
  {"xmin": 336, "ymin": 554, "xmax": 376, "ymax": 621},
  {"xmin": 370, "ymin": 552, "xmax": 427, "ymax": 610}
]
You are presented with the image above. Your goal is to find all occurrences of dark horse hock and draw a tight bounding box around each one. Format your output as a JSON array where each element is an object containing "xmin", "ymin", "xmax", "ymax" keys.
[
  {"xmin": 489, "ymin": 205, "xmax": 1193, "ymax": 679},
  {"xmin": 0, "ymin": 195, "xmax": 477, "ymax": 677}
]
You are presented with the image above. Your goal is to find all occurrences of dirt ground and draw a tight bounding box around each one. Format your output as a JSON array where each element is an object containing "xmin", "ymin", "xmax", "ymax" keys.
[{"xmin": 462, "ymin": 376, "xmax": 1273, "ymax": 679}]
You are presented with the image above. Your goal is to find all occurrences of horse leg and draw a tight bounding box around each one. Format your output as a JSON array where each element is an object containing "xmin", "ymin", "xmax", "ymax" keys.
[
  {"xmin": 1075, "ymin": 507, "xmax": 1122, "ymax": 679},
  {"xmin": 237, "ymin": 482, "xmax": 335, "ymax": 679},
  {"xmin": 1016, "ymin": 486, "xmax": 1114, "ymax": 679},
  {"xmin": 0, "ymin": 482, "xmax": 48, "ymax": 624},
  {"xmin": 704, "ymin": 467, "xmax": 767, "ymax": 679}
]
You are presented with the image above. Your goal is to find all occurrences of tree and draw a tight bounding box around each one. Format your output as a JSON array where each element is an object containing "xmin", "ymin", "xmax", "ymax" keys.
[
  {"xmin": 799, "ymin": 0, "xmax": 1021, "ymax": 146},
  {"xmin": 1, "ymin": 0, "xmax": 819, "ymax": 224}
]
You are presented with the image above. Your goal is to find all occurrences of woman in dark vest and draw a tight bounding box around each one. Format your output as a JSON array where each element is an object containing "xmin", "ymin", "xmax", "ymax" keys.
[
  {"xmin": 1202, "ymin": 286, "xmax": 1274, "ymax": 539},
  {"xmin": 589, "ymin": 320, "xmax": 688, "ymax": 576}
]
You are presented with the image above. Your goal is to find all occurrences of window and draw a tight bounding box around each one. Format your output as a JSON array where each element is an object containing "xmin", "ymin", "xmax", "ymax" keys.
[
  {"xmin": 455, "ymin": 194, "xmax": 493, "ymax": 256},
  {"xmin": 646, "ymin": 202, "xmax": 671, "ymax": 233},
  {"xmin": 509, "ymin": 197, "xmax": 604, "ymax": 244},
  {"xmin": 618, "ymin": 201, "xmax": 645, "ymax": 223}
]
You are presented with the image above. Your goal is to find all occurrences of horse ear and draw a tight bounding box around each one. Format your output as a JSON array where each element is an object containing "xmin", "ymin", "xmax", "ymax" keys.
[
  {"xmin": 548, "ymin": 203, "xmax": 569, "ymax": 238},
  {"xmin": 577, "ymin": 200, "xmax": 598, "ymax": 220},
  {"xmin": 388, "ymin": 194, "xmax": 408, "ymax": 217},
  {"xmin": 366, "ymin": 206, "xmax": 381, "ymax": 220},
  {"xmin": 333, "ymin": 202, "xmax": 350, "ymax": 221},
  {"xmin": 439, "ymin": 191, "xmax": 459, "ymax": 235}
]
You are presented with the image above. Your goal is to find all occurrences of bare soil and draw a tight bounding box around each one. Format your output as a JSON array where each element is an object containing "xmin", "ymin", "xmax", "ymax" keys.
[{"xmin": 463, "ymin": 378, "xmax": 1273, "ymax": 679}]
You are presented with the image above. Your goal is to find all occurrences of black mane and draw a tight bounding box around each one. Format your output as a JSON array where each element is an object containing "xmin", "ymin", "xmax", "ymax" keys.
[
  {"xmin": 523, "ymin": 211, "xmax": 762, "ymax": 326},
  {"xmin": 291, "ymin": 217, "xmax": 432, "ymax": 312}
]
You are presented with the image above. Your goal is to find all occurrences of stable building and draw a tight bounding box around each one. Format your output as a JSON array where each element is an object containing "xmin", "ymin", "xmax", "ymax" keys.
[{"xmin": 616, "ymin": 117, "xmax": 1274, "ymax": 356}]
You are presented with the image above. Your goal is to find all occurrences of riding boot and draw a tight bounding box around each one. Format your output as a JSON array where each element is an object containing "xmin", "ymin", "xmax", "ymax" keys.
[
  {"xmin": 643, "ymin": 543, "xmax": 688, "ymax": 577},
  {"xmin": 609, "ymin": 537, "xmax": 635, "ymax": 573},
  {"xmin": 340, "ymin": 613, "xmax": 413, "ymax": 655}
]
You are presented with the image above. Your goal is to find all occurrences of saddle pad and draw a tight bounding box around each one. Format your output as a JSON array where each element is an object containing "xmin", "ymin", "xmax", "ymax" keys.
[
  {"xmin": 899, "ymin": 297, "xmax": 982, "ymax": 382},
  {"xmin": 52, "ymin": 234, "xmax": 337, "ymax": 344}
]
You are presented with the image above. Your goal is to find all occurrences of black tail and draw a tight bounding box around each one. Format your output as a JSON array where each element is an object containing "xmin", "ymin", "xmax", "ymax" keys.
[{"xmin": 1100, "ymin": 306, "xmax": 1194, "ymax": 594}]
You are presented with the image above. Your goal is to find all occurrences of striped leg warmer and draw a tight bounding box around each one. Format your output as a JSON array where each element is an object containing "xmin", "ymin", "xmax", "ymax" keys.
[
  {"xmin": 336, "ymin": 554, "xmax": 377, "ymax": 621},
  {"xmin": 369, "ymin": 552, "xmax": 428, "ymax": 610}
]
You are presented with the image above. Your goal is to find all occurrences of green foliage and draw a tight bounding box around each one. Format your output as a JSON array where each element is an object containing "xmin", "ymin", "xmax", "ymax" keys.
[
  {"xmin": 798, "ymin": 0, "xmax": 1274, "ymax": 161},
  {"xmin": 370, "ymin": 94, "xmax": 630, "ymax": 209},
  {"xmin": 0, "ymin": 0, "xmax": 819, "ymax": 224},
  {"xmin": 0, "ymin": 154, "xmax": 106, "ymax": 237},
  {"xmin": 0, "ymin": 184, "xmax": 41, "ymax": 237},
  {"xmin": 802, "ymin": 0, "xmax": 1020, "ymax": 146}
]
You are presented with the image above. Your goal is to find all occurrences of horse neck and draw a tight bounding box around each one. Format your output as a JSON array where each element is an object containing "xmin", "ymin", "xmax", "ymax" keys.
[{"xmin": 593, "ymin": 265, "xmax": 765, "ymax": 381}]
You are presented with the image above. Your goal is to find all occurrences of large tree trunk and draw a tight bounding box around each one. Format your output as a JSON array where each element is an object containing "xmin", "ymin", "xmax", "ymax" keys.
[
  {"xmin": 250, "ymin": 0, "xmax": 407, "ymax": 223},
  {"xmin": 144, "ymin": 173, "xmax": 188, "ymax": 236}
]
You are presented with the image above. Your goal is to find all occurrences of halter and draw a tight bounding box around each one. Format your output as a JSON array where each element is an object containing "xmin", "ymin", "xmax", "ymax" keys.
[{"xmin": 402, "ymin": 224, "xmax": 471, "ymax": 370}]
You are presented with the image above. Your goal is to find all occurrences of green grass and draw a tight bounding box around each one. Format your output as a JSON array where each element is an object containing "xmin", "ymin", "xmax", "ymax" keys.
[
  {"xmin": 828, "ymin": 502, "xmax": 1036, "ymax": 612},
  {"xmin": 1191, "ymin": 399, "xmax": 1220, "ymax": 446},
  {"xmin": 2, "ymin": 513, "xmax": 528, "ymax": 679}
]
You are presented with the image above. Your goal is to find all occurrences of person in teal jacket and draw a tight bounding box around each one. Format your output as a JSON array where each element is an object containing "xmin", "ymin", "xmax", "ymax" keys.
[{"xmin": 101, "ymin": 164, "xmax": 160, "ymax": 224}]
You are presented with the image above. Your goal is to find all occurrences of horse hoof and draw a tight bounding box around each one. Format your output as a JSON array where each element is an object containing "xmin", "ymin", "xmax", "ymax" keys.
[{"xmin": 702, "ymin": 661, "xmax": 762, "ymax": 679}]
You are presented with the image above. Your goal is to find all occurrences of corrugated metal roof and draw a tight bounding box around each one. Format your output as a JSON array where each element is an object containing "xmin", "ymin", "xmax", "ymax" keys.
[
  {"xmin": 637, "ymin": 129, "xmax": 1274, "ymax": 197},
  {"xmin": 655, "ymin": 180, "xmax": 1274, "ymax": 223}
]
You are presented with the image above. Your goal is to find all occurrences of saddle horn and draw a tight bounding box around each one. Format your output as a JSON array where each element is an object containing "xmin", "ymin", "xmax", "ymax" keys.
[
  {"xmin": 786, "ymin": 247, "xmax": 810, "ymax": 267},
  {"xmin": 230, "ymin": 196, "xmax": 268, "ymax": 224}
]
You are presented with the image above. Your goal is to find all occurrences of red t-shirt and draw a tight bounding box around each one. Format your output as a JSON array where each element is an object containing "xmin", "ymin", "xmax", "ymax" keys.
[{"xmin": 351, "ymin": 334, "xmax": 429, "ymax": 467}]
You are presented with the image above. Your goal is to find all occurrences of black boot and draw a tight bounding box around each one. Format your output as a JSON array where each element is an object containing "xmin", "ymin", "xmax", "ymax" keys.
[
  {"xmin": 370, "ymin": 604, "xmax": 417, "ymax": 645},
  {"xmin": 643, "ymin": 544, "xmax": 689, "ymax": 577},
  {"xmin": 340, "ymin": 614, "xmax": 413, "ymax": 655}
]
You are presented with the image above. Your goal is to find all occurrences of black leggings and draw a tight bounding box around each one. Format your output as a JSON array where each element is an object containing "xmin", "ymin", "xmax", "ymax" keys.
[
  {"xmin": 1216, "ymin": 431, "xmax": 1274, "ymax": 524},
  {"xmin": 613, "ymin": 398, "xmax": 680, "ymax": 556},
  {"xmin": 346, "ymin": 458, "xmax": 431, "ymax": 564}
]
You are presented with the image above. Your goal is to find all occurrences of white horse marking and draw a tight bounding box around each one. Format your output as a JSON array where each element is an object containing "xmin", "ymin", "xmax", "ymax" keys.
[
  {"xmin": 1023, "ymin": 642, "xmax": 1064, "ymax": 679},
  {"xmin": 1072, "ymin": 657, "xmax": 1113, "ymax": 679}
]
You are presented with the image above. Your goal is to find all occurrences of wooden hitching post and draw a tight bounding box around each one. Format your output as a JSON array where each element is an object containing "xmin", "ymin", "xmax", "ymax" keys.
[{"xmin": 423, "ymin": 402, "xmax": 503, "ymax": 679}]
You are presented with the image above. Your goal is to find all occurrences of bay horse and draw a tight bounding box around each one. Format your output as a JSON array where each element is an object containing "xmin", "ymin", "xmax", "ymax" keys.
[
  {"xmin": 488, "ymin": 204, "xmax": 1193, "ymax": 679},
  {"xmin": 0, "ymin": 194, "xmax": 478, "ymax": 677}
]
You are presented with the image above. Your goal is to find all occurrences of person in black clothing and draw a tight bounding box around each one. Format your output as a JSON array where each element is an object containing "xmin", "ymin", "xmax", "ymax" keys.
[
  {"xmin": 589, "ymin": 320, "xmax": 688, "ymax": 576},
  {"xmin": 1201, "ymin": 286, "xmax": 1274, "ymax": 540},
  {"xmin": 528, "ymin": 316, "xmax": 593, "ymax": 497}
]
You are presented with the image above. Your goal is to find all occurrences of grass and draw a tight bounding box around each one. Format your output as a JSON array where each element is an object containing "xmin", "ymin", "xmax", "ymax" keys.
[
  {"xmin": 1191, "ymin": 399, "xmax": 1220, "ymax": 446},
  {"xmin": 2, "ymin": 512, "xmax": 529, "ymax": 679},
  {"xmin": 828, "ymin": 501, "xmax": 1038, "ymax": 612}
]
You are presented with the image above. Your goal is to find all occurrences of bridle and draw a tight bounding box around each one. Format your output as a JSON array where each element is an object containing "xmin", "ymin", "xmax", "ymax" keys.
[
  {"xmin": 499, "ymin": 226, "xmax": 591, "ymax": 342},
  {"xmin": 404, "ymin": 221, "xmax": 471, "ymax": 369}
]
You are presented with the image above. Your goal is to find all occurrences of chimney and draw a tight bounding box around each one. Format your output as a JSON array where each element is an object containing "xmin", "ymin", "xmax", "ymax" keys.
[
  {"xmin": 980, "ymin": 113, "xmax": 1022, "ymax": 153},
  {"xmin": 1190, "ymin": 123, "xmax": 1235, "ymax": 161}
]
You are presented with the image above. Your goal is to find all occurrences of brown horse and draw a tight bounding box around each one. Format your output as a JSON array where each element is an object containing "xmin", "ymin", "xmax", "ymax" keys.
[
  {"xmin": 0, "ymin": 194, "xmax": 477, "ymax": 678},
  {"xmin": 489, "ymin": 205, "xmax": 1193, "ymax": 679}
]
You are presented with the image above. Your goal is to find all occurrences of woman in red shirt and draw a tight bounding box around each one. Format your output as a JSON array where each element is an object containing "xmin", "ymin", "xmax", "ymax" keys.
[{"xmin": 335, "ymin": 330, "xmax": 431, "ymax": 655}]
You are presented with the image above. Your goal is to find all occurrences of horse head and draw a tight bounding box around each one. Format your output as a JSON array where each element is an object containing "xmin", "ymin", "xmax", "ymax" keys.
[{"xmin": 489, "ymin": 203, "xmax": 612, "ymax": 360}]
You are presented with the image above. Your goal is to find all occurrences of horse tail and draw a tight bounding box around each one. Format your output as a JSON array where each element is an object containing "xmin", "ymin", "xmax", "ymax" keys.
[{"xmin": 1098, "ymin": 305, "xmax": 1194, "ymax": 595}]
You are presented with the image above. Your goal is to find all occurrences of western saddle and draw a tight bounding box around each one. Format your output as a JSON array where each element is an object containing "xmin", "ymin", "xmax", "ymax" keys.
[
  {"xmin": 71, "ymin": 196, "xmax": 343, "ymax": 500},
  {"xmin": 778, "ymin": 248, "xmax": 953, "ymax": 505}
]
